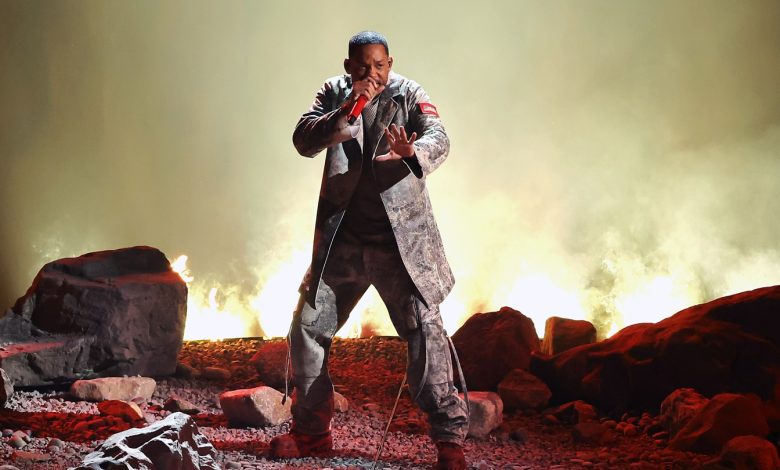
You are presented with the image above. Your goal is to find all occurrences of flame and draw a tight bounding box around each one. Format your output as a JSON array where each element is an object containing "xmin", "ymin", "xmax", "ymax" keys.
[
  {"xmin": 170, "ymin": 255, "xmax": 193, "ymax": 283},
  {"xmin": 170, "ymin": 243, "xmax": 774, "ymax": 342},
  {"xmin": 249, "ymin": 249, "xmax": 309, "ymax": 338},
  {"xmin": 171, "ymin": 254, "xmax": 252, "ymax": 340}
]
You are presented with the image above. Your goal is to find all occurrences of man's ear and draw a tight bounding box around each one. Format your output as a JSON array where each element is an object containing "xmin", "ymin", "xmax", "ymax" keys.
[
  {"xmin": 343, "ymin": 58, "xmax": 351, "ymax": 74},
  {"xmin": 388, "ymin": 56, "xmax": 393, "ymax": 70}
]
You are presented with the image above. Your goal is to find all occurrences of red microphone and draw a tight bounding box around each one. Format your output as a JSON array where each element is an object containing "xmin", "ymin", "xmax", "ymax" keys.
[{"xmin": 347, "ymin": 95, "xmax": 368, "ymax": 125}]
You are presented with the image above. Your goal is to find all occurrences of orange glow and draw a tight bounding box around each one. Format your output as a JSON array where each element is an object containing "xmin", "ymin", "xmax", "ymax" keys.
[{"xmin": 171, "ymin": 246, "xmax": 765, "ymax": 341}]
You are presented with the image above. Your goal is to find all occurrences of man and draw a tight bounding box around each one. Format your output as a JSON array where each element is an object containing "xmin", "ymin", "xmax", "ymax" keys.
[{"xmin": 271, "ymin": 31, "xmax": 468, "ymax": 469}]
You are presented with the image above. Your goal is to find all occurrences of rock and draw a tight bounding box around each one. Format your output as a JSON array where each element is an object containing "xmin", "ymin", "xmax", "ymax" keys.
[
  {"xmin": 497, "ymin": 369, "xmax": 552, "ymax": 411},
  {"xmin": 661, "ymin": 388, "xmax": 710, "ymax": 438},
  {"xmin": 0, "ymin": 465, "xmax": 21, "ymax": 470},
  {"xmin": 0, "ymin": 337, "xmax": 95, "ymax": 389},
  {"xmin": 163, "ymin": 396, "xmax": 201, "ymax": 415},
  {"xmin": 334, "ymin": 391, "xmax": 349, "ymax": 412},
  {"xmin": 670, "ymin": 393, "xmax": 770, "ymax": 454},
  {"xmin": 531, "ymin": 286, "xmax": 780, "ymax": 412},
  {"xmin": 73, "ymin": 412, "xmax": 218, "ymax": 470},
  {"xmin": 97, "ymin": 400, "xmax": 144, "ymax": 422},
  {"xmin": 719, "ymin": 435, "xmax": 780, "ymax": 470},
  {"xmin": 622, "ymin": 423, "xmax": 638, "ymax": 436},
  {"xmin": 250, "ymin": 341, "xmax": 288, "ymax": 389},
  {"xmin": 572, "ymin": 422, "xmax": 615, "ymax": 445},
  {"xmin": 551, "ymin": 400, "xmax": 599, "ymax": 424},
  {"xmin": 0, "ymin": 368, "xmax": 12, "ymax": 407},
  {"xmin": 509, "ymin": 427, "xmax": 529, "ymax": 443},
  {"xmin": 8, "ymin": 435, "xmax": 26, "ymax": 449},
  {"xmin": 451, "ymin": 307, "xmax": 540, "ymax": 391},
  {"xmin": 47, "ymin": 438, "xmax": 64, "ymax": 448},
  {"xmin": 10, "ymin": 450, "xmax": 50, "ymax": 462},
  {"xmin": 202, "ymin": 366, "xmax": 231, "ymax": 380},
  {"xmin": 219, "ymin": 386, "xmax": 292, "ymax": 427},
  {"xmin": 0, "ymin": 246, "xmax": 187, "ymax": 387},
  {"xmin": 541, "ymin": 317, "xmax": 597, "ymax": 355},
  {"xmin": 462, "ymin": 391, "xmax": 503, "ymax": 438},
  {"xmin": 175, "ymin": 362, "xmax": 200, "ymax": 379},
  {"xmin": 70, "ymin": 376, "xmax": 156, "ymax": 402}
]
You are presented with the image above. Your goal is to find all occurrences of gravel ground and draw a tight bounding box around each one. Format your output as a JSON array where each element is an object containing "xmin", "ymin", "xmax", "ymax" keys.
[{"xmin": 0, "ymin": 338, "xmax": 713, "ymax": 469}]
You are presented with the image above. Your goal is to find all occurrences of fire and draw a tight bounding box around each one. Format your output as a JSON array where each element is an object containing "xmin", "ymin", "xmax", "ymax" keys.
[
  {"xmin": 170, "ymin": 255, "xmax": 193, "ymax": 283},
  {"xmin": 170, "ymin": 251, "xmax": 372, "ymax": 341},
  {"xmin": 171, "ymin": 255, "xmax": 253, "ymax": 340},
  {"xmin": 170, "ymin": 247, "xmax": 768, "ymax": 342}
]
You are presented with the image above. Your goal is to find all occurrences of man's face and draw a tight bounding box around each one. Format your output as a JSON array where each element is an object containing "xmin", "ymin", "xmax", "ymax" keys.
[{"xmin": 344, "ymin": 44, "xmax": 393, "ymax": 87}]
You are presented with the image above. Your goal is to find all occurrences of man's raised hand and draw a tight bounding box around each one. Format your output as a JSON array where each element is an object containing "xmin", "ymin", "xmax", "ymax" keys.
[{"xmin": 376, "ymin": 124, "xmax": 418, "ymax": 161}]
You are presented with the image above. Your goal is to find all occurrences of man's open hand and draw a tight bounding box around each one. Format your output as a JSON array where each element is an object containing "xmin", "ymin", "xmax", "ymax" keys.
[{"xmin": 376, "ymin": 124, "xmax": 418, "ymax": 161}]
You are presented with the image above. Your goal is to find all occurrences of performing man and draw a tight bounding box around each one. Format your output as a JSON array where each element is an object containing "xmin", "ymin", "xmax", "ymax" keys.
[{"xmin": 270, "ymin": 31, "xmax": 468, "ymax": 470}]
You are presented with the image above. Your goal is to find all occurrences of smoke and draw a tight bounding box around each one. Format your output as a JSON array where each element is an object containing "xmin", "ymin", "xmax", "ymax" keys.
[{"xmin": 1, "ymin": 1, "xmax": 778, "ymax": 337}]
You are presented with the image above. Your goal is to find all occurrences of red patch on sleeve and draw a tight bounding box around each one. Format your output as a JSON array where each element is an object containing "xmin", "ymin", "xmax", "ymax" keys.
[{"xmin": 418, "ymin": 102, "xmax": 440, "ymax": 117}]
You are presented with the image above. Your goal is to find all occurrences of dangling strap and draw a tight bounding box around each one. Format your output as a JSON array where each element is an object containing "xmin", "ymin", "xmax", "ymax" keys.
[
  {"xmin": 411, "ymin": 308, "xmax": 428, "ymax": 403},
  {"xmin": 282, "ymin": 294, "xmax": 306, "ymax": 405},
  {"xmin": 282, "ymin": 322, "xmax": 292, "ymax": 405},
  {"xmin": 447, "ymin": 334, "xmax": 469, "ymax": 416},
  {"xmin": 372, "ymin": 372, "xmax": 407, "ymax": 470}
]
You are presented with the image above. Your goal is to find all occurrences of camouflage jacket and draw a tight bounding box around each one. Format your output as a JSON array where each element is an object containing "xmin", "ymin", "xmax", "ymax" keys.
[{"xmin": 293, "ymin": 71, "xmax": 454, "ymax": 308}]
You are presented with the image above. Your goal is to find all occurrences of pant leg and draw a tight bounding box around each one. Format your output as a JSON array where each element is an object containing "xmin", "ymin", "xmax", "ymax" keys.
[
  {"xmin": 366, "ymin": 242, "xmax": 469, "ymax": 445},
  {"xmin": 290, "ymin": 233, "xmax": 369, "ymax": 435}
]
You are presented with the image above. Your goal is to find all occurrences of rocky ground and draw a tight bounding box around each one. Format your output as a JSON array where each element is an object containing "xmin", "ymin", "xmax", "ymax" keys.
[{"xmin": 0, "ymin": 337, "xmax": 714, "ymax": 469}]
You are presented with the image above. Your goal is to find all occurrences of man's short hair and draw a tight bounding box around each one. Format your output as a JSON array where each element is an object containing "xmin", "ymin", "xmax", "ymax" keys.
[{"xmin": 348, "ymin": 31, "xmax": 389, "ymax": 57}]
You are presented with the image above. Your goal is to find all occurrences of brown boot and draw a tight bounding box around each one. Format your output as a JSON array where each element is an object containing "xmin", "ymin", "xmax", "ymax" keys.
[
  {"xmin": 269, "ymin": 430, "xmax": 333, "ymax": 459},
  {"xmin": 435, "ymin": 442, "xmax": 466, "ymax": 470}
]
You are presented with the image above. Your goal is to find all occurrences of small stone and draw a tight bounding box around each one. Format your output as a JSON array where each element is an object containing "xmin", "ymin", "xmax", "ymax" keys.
[
  {"xmin": 163, "ymin": 396, "xmax": 201, "ymax": 415},
  {"xmin": 652, "ymin": 431, "xmax": 669, "ymax": 440},
  {"xmin": 1, "ymin": 429, "xmax": 12, "ymax": 437},
  {"xmin": 225, "ymin": 462, "xmax": 241, "ymax": 469},
  {"xmin": 175, "ymin": 362, "xmax": 199, "ymax": 378},
  {"xmin": 8, "ymin": 436, "xmax": 26, "ymax": 449},
  {"xmin": 47, "ymin": 438, "xmax": 64, "ymax": 448},
  {"xmin": 202, "ymin": 367, "xmax": 231, "ymax": 380},
  {"xmin": 509, "ymin": 427, "xmax": 529, "ymax": 443},
  {"xmin": 542, "ymin": 414, "xmax": 560, "ymax": 425},
  {"xmin": 11, "ymin": 450, "xmax": 50, "ymax": 462},
  {"xmin": 334, "ymin": 391, "xmax": 349, "ymax": 412},
  {"xmin": 97, "ymin": 400, "xmax": 144, "ymax": 422}
]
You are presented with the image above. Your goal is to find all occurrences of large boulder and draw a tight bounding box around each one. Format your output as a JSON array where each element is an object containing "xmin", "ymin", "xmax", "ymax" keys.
[
  {"xmin": 452, "ymin": 307, "xmax": 540, "ymax": 391},
  {"xmin": 73, "ymin": 412, "xmax": 218, "ymax": 470},
  {"xmin": 670, "ymin": 393, "xmax": 770, "ymax": 454},
  {"xmin": 0, "ymin": 246, "xmax": 187, "ymax": 386},
  {"xmin": 531, "ymin": 286, "xmax": 780, "ymax": 412},
  {"xmin": 541, "ymin": 317, "xmax": 597, "ymax": 355}
]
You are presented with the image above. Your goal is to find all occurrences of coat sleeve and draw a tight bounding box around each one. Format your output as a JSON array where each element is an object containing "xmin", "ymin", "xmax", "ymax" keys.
[
  {"xmin": 292, "ymin": 80, "xmax": 358, "ymax": 158},
  {"xmin": 404, "ymin": 83, "xmax": 450, "ymax": 178}
]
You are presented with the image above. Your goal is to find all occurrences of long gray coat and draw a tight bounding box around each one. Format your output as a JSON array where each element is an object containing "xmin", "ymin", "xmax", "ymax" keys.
[{"xmin": 293, "ymin": 71, "xmax": 454, "ymax": 309}]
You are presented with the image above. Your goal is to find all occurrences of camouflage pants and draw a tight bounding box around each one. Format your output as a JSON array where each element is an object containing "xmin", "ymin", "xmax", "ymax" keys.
[{"xmin": 289, "ymin": 230, "xmax": 469, "ymax": 445}]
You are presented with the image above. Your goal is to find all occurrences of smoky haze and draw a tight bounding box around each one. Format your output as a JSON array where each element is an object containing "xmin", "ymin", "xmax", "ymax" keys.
[{"xmin": 1, "ymin": 1, "xmax": 779, "ymax": 336}]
